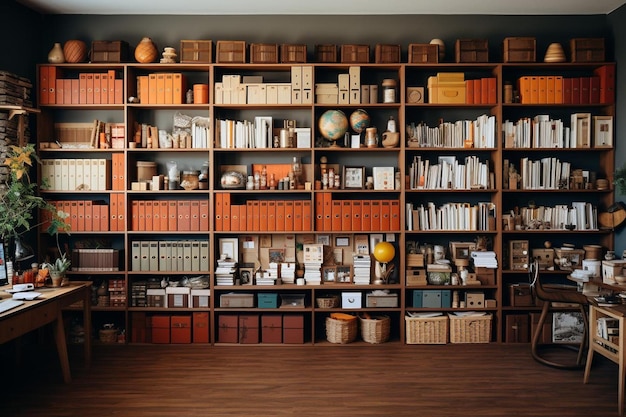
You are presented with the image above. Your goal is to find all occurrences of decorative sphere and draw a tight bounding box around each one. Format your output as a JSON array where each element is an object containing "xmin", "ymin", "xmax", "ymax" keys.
[
  {"xmin": 135, "ymin": 37, "xmax": 158, "ymax": 63},
  {"xmin": 318, "ymin": 109, "xmax": 348, "ymax": 142},
  {"xmin": 373, "ymin": 242, "xmax": 395, "ymax": 263},
  {"xmin": 349, "ymin": 109, "xmax": 370, "ymax": 133},
  {"xmin": 63, "ymin": 40, "xmax": 88, "ymax": 63}
]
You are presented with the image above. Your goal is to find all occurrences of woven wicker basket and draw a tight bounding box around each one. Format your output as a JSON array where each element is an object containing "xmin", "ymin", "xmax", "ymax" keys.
[
  {"xmin": 316, "ymin": 296, "xmax": 339, "ymax": 309},
  {"xmin": 405, "ymin": 315, "xmax": 449, "ymax": 344},
  {"xmin": 449, "ymin": 313, "xmax": 492, "ymax": 343},
  {"xmin": 326, "ymin": 315, "xmax": 357, "ymax": 344},
  {"xmin": 359, "ymin": 315, "xmax": 390, "ymax": 344}
]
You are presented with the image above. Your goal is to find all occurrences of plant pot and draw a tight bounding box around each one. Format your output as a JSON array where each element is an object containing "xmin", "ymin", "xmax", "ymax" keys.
[{"xmin": 49, "ymin": 271, "xmax": 64, "ymax": 287}]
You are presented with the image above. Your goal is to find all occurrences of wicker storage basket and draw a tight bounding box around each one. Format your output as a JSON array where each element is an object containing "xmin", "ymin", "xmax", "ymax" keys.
[
  {"xmin": 316, "ymin": 296, "xmax": 340, "ymax": 309},
  {"xmin": 326, "ymin": 314, "xmax": 357, "ymax": 344},
  {"xmin": 448, "ymin": 313, "xmax": 492, "ymax": 343},
  {"xmin": 360, "ymin": 315, "xmax": 390, "ymax": 344},
  {"xmin": 405, "ymin": 315, "xmax": 449, "ymax": 344}
]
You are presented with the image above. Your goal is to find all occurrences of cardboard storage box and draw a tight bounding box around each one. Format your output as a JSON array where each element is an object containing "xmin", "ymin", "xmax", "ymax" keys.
[
  {"xmin": 147, "ymin": 288, "xmax": 166, "ymax": 307},
  {"xmin": 342, "ymin": 292, "xmax": 362, "ymax": 309},
  {"xmin": 171, "ymin": 315, "xmax": 191, "ymax": 344},
  {"xmin": 509, "ymin": 283, "xmax": 534, "ymax": 307},
  {"xmin": 261, "ymin": 314, "xmax": 282, "ymax": 343},
  {"xmin": 505, "ymin": 314, "xmax": 530, "ymax": 343},
  {"xmin": 406, "ymin": 269, "xmax": 427, "ymax": 286},
  {"xmin": 532, "ymin": 248, "xmax": 554, "ymax": 271},
  {"xmin": 91, "ymin": 40, "xmax": 128, "ymax": 63},
  {"xmin": 180, "ymin": 40, "xmax": 212, "ymax": 63},
  {"xmin": 427, "ymin": 73, "xmax": 466, "ymax": 104},
  {"xmin": 258, "ymin": 293, "xmax": 279, "ymax": 309},
  {"xmin": 283, "ymin": 314, "xmax": 304, "ymax": 344},
  {"xmin": 570, "ymin": 38, "xmax": 605, "ymax": 62},
  {"xmin": 151, "ymin": 315, "xmax": 170, "ymax": 344},
  {"xmin": 191, "ymin": 289, "xmax": 211, "ymax": 308},
  {"xmin": 465, "ymin": 292, "xmax": 485, "ymax": 309},
  {"xmin": 503, "ymin": 37, "xmax": 536, "ymax": 62},
  {"xmin": 412, "ymin": 290, "xmax": 451, "ymax": 308},
  {"xmin": 238, "ymin": 314, "xmax": 259, "ymax": 344},
  {"xmin": 166, "ymin": 287, "xmax": 190, "ymax": 308},
  {"xmin": 218, "ymin": 315, "xmax": 238, "ymax": 343},
  {"xmin": 192, "ymin": 312, "xmax": 210, "ymax": 343},
  {"xmin": 220, "ymin": 293, "xmax": 254, "ymax": 308},
  {"xmin": 366, "ymin": 293, "xmax": 398, "ymax": 308}
]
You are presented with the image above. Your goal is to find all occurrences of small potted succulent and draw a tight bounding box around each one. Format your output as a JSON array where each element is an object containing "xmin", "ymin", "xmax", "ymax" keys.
[{"xmin": 42, "ymin": 253, "xmax": 71, "ymax": 287}]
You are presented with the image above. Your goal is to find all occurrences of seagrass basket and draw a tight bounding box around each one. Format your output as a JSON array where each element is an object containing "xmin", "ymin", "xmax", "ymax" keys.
[
  {"xmin": 326, "ymin": 314, "xmax": 357, "ymax": 344},
  {"xmin": 448, "ymin": 313, "xmax": 492, "ymax": 343},
  {"xmin": 316, "ymin": 295, "xmax": 339, "ymax": 309},
  {"xmin": 405, "ymin": 315, "xmax": 449, "ymax": 344},
  {"xmin": 359, "ymin": 315, "xmax": 390, "ymax": 344}
]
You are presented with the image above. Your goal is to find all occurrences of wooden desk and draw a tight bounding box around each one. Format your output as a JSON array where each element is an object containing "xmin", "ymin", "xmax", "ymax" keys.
[{"xmin": 0, "ymin": 282, "xmax": 91, "ymax": 383}]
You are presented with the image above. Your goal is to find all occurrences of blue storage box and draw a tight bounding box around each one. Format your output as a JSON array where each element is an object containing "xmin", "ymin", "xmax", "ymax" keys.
[
  {"xmin": 412, "ymin": 290, "xmax": 451, "ymax": 308},
  {"xmin": 257, "ymin": 293, "xmax": 278, "ymax": 308}
]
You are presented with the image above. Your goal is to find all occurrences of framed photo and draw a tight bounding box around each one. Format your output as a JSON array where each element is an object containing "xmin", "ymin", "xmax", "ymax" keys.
[
  {"xmin": 219, "ymin": 237, "xmax": 239, "ymax": 262},
  {"xmin": 322, "ymin": 266, "xmax": 337, "ymax": 283},
  {"xmin": 336, "ymin": 265, "xmax": 352, "ymax": 283},
  {"xmin": 316, "ymin": 235, "xmax": 330, "ymax": 246},
  {"xmin": 593, "ymin": 115, "xmax": 613, "ymax": 148},
  {"xmin": 372, "ymin": 166, "xmax": 395, "ymax": 190},
  {"xmin": 449, "ymin": 241, "xmax": 476, "ymax": 261},
  {"xmin": 354, "ymin": 234, "xmax": 369, "ymax": 255},
  {"xmin": 552, "ymin": 312, "xmax": 584, "ymax": 344},
  {"xmin": 369, "ymin": 233, "xmax": 384, "ymax": 253},
  {"xmin": 239, "ymin": 267, "xmax": 255, "ymax": 285},
  {"xmin": 343, "ymin": 166, "xmax": 365, "ymax": 189},
  {"xmin": 268, "ymin": 248, "xmax": 285, "ymax": 263},
  {"xmin": 335, "ymin": 236, "xmax": 351, "ymax": 247}
]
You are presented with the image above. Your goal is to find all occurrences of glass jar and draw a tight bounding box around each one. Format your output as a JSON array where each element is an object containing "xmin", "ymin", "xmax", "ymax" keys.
[
  {"xmin": 166, "ymin": 161, "xmax": 179, "ymax": 190},
  {"xmin": 382, "ymin": 79, "xmax": 397, "ymax": 103},
  {"xmin": 181, "ymin": 170, "xmax": 200, "ymax": 190},
  {"xmin": 198, "ymin": 161, "xmax": 209, "ymax": 189}
]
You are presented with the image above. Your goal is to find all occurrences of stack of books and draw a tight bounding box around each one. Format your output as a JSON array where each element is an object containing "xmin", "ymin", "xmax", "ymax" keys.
[
  {"xmin": 353, "ymin": 254, "xmax": 372, "ymax": 285},
  {"xmin": 215, "ymin": 258, "xmax": 237, "ymax": 285},
  {"xmin": 471, "ymin": 251, "xmax": 498, "ymax": 268}
]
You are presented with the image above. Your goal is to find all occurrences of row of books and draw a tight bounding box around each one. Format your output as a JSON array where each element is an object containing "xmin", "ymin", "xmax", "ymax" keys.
[
  {"xmin": 41, "ymin": 158, "xmax": 111, "ymax": 191},
  {"xmin": 216, "ymin": 116, "xmax": 311, "ymax": 149},
  {"xmin": 515, "ymin": 202, "xmax": 598, "ymax": 231},
  {"xmin": 71, "ymin": 248, "xmax": 119, "ymax": 271},
  {"xmin": 131, "ymin": 200, "xmax": 210, "ymax": 232},
  {"xmin": 39, "ymin": 67, "xmax": 123, "ymax": 105},
  {"xmin": 515, "ymin": 157, "xmax": 572, "ymax": 190},
  {"xmin": 136, "ymin": 73, "xmax": 187, "ymax": 105},
  {"xmin": 406, "ymin": 114, "xmax": 496, "ymax": 148},
  {"xmin": 408, "ymin": 155, "xmax": 492, "ymax": 190},
  {"xmin": 217, "ymin": 201, "xmax": 314, "ymax": 232},
  {"xmin": 503, "ymin": 113, "xmax": 610, "ymax": 149},
  {"xmin": 315, "ymin": 194, "xmax": 401, "ymax": 232},
  {"xmin": 130, "ymin": 240, "xmax": 210, "ymax": 272},
  {"xmin": 44, "ymin": 196, "xmax": 125, "ymax": 232},
  {"xmin": 406, "ymin": 201, "xmax": 497, "ymax": 232}
]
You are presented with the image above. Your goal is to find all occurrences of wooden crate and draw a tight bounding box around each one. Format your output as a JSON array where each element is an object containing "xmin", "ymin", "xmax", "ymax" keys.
[
  {"xmin": 375, "ymin": 44, "xmax": 401, "ymax": 63},
  {"xmin": 570, "ymin": 38, "xmax": 605, "ymax": 62},
  {"xmin": 408, "ymin": 43, "xmax": 438, "ymax": 63},
  {"xmin": 91, "ymin": 40, "xmax": 128, "ymax": 63},
  {"xmin": 315, "ymin": 44, "xmax": 337, "ymax": 63},
  {"xmin": 455, "ymin": 39, "xmax": 489, "ymax": 63},
  {"xmin": 250, "ymin": 43, "xmax": 278, "ymax": 64},
  {"xmin": 216, "ymin": 40, "xmax": 246, "ymax": 63},
  {"xmin": 281, "ymin": 44, "xmax": 307, "ymax": 63},
  {"xmin": 503, "ymin": 37, "xmax": 536, "ymax": 63},
  {"xmin": 406, "ymin": 315, "xmax": 449, "ymax": 344},
  {"xmin": 341, "ymin": 44, "xmax": 370, "ymax": 63},
  {"xmin": 180, "ymin": 40, "xmax": 212, "ymax": 63}
]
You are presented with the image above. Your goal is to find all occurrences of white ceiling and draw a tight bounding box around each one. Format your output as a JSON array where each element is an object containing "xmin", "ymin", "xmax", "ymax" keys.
[{"xmin": 16, "ymin": 0, "xmax": 626, "ymax": 15}]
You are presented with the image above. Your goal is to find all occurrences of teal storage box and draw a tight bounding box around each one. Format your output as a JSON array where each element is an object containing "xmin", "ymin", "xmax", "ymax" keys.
[
  {"xmin": 413, "ymin": 290, "xmax": 451, "ymax": 308},
  {"xmin": 412, "ymin": 290, "xmax": 423, "ymax": 307},
  {"xmin": 257, "ymin": 293, "xmax": 278, "ymax": 308}
]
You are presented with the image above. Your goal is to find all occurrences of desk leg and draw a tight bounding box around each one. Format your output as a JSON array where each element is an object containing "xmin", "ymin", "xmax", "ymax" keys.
[
  {"xmin": 83, "ymin": 285, "xmax": 92, "ymax": 368},
  {"xmin": 584, "ymin": 306, "xmax": 596, "ymax": 384},
  {"xmin": 53, "ymin": 310, "xmax": 71, "ymax": 383},
  {"xmin": 620, "ymin": 316, "xmax": 625, "ymax": 416}
]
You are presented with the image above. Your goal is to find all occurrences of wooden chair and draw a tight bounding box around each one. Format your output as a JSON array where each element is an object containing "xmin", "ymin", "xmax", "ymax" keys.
[{"xmin": 529, "ymin": 259, "xmax": 589, "ymax": 369}]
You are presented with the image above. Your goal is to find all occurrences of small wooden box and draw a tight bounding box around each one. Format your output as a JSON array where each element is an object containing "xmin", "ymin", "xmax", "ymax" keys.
[
  {"xmin": 366, "ymin": 293, "xmax": 398, "ymax": 308},
  {"xmin": 406, "ymin": 269, "xmax": 427, "ymax": 286},
  {"xmin": 570, "ymin": 38, "xmax": 605, "ymax": 62},
  {"xmin": 509, "ymin": 283, "xmax": 534, "ymax": 307},
  {"xmin": 341, "ymin": 44, "xmax": 370, "ymax": 63},
  {"xmin": 216, "ymin": 40, "xmax": 246, "ymax": 63},
  {"xmin": 283, "ymin": 314, "xmax": 305, "ymax": 344},
  {"xmin": 281, "ymin": 44, "xmax": 307, "ymax": 63},
  {"xmin": 180, "ymin": 40, "xmax": 212, "ymax": 63},
  {"xmin": 315, "ymin": 44, "xmax": 338, "ymax": 63},
  {"xmin": 408, "ymin": 43, "xmax": 439, "ymax": 63},
  {"xmin": 455, "ymin": 39, "xmax": 489, "ymax": 63},
  {"xmin": 532, "ymin": 248, "xmax": 554, "ymax": 271},
  {"xmin": 375, "ymin": 44, "xmax": 401, "ymax": 63},
  {"xmin": 503, "ymin": 37, "xmax": 536, "ymax": 63},
  {"xmin": 406, "ymin": 253, "xmax": 424, "ymax": 268},
  {"xmin": 250, "ymin": 43, "xmax": 279, "ymax": 64},
  {"xmin": 91, "ymin": 40, "xmax": 129, "ymax": 63},
  {"xmin": 475, "ymin": 267, "xmax": 496, "ymax": 286}
]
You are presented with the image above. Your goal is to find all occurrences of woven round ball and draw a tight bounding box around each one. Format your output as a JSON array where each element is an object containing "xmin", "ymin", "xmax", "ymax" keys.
[
  {"xmin": 63, "ymin": 40, "xmax": 87, "ymax": 63},
  {"xmin": 135, "ymin": 37, "xmax": 158, "ymax": 63}
]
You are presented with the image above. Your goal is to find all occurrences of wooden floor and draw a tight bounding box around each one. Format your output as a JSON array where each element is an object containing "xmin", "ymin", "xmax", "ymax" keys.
[{"xmin": 0, "ymin": 342, "xmax": 621, "ymax": 417}]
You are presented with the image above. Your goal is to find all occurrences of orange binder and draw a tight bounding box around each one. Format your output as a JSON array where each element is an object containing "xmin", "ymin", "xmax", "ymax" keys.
[
  {"xmin": 63, "ymin": 79, "xmax": 72, "ymax": 105},
  {"xmin": 480, "ymin": 77, "xmax": 489, "ymax": 104},
  {"xmin": 529, "ymin": 76, "xmax": 539, "ymax": 104},
  {"xmin": 152, "ymin": 200, "xmax": 161, "ymax": 231},
  {"xmin": 537, "ymin": 76, "xmax": 547, "ymax": 104},
  {"xmin": 93, "ymin": 73, "xmax": 101, "ymax": 104},
  {"xmin": 109, "ymin": 195, "xmax": 118, "ymax": 231},
  {"xmin": 79, "ymin": 73, "xmax": 87, "ymax": 104},
  {"xmin": 71, "ymin": 79, "xmax": 79, "ymax": 104},
  {"xmin": 168, "ymin": 201, "xmax": 178, "ymax": 231},
  {"xmin": 341, "ymin": 200, "xmax": 351, "ymax": 231},
  {"xmin": 546, "ymin": 76, "xmax": 555, "ymax": 104},
  {"xmin": 517, "ymin": 76, "xmax": 531, "ymax": 104},
  {"xmin": 331, "ymin": 200, "xmax": 342, "ymax": 231},
  {"xmin": 39, "ymin": 66, "xmax": 49, "ymax": 105},
  {"xmin": 137, "ymin": 200, "xmax": 146, "ymax": 231},
  {"xmin": 156, "ymin": 73, "xmax": 166, "ymax": 104},
  {"xmin": 229, "ymin": 204, "xmax": 239, "ymax": 231},
  {"xmin": 246, "ymin": 201, "xmax": 255, "ymax": 231},
  {"xmin": 252, "ymin": 200, "xmax": 260, "ymax": 231},
  {"xmin": 315, "ymin": 194, "xmax": 324, "ymax": 231},
  {"xmin": 114, "ymin": 79, "xmax": 123, "ymax": 104},
  {"xmin": 380, "ymin": 200, "xmax": 391, "ymax": 230},
  {"xmin": 262, "ymin": 201, "xmax": 272, "ymax": 231},
  {"xmin": 554, "ymin": 76, "xmax": 563, "ymax": 104},
  {"xmin": 487, "ymin": 77, "xmax": 496, "ymax": 104},
  {"xmin": 190, "ymin": 200, "xmax": 200, "ymax": 231},
  {"xmin": 148, "ymin": 73, "xmax": 157, "ymax": 104},
  {"xmin": 164, "ymin": 73, "xmax": 174, "ymax": 104},
  {"xmin": 178, "ymin": 200, "xmax": 191, "ymax": 231},
  {"xmin": 84, "ymin": 200, "xmax": 92, "ymax": 231},
  {"xmin": 100, "ymin": 72, "xmax": 108, "ymax": 104},
  {"xmin": 76, "ymin": 200, "xmax": 85, "ymax": 231},
  {"xmin": 215, "ymin": 193, "xmax": 223, "ymax": 231},
  {"xmin": 47, "ymin": 66, "xmax": 57, "ymax": 105},
  {"xmin": 302, "ymin": 201, "xmax": 312, "ymax": 231},
  {"xmin": 594, "ymin": 64, "xmax": 615, "ymax": 104},
  {"xmin": 351, "ymin": 200, "xmax": 362, "ymax": 231},
  {"xmin": 107, "ymin": 70, "xmax": 116, "ymax": 104},
  {"xmin": 267, "ymin": 200, "xmax": 276, "ymax": 231},
  {"xmin": 158, "ymin": 201, "xmax": 168, "ymax": 231},
  {"xmin": 293, "ymin": 200, "xmax": 303, "ymax": 231},
  {"xmin": 390, "ymin": 200, "xmax": 400, "ymax": 230},
  {"xmin": 131, "ymin": 200, "xmax": 139, "ymax": 231},
  {"xmin": 370, "ymin": 200, "xmax": 381, "ymax": 231},
  {"xmin": 117, "ymin": 193, "xmax": 126, "ymax": 231},
  {"xmin": 55, "ymin": 79, "xmax": 64, "ymax": 104},
  {"xmin": 465, "ymin": 80, "xmax": 474, "ymax": 104},
  {"xmin": 361, "ymin": 200, "xmax": 371, "ymax": 231},
  {"xmin": 100, "ymin": 204, "xmax": 109, "ymax": 232},
  {"xmin": 145, "ymin": 201, "xmax": 153, "ymax": 231},
  {"xmin": 284, "ymin": 201, "xmax": 294, "ymax": 231},
  {"xmin": 91, "ymin": 202, "xmax": 101, "ymax": 231},
  {"xmin": 86, "ymin": 73, "xmax": 94, "ymax": 104},
  {"xmin": 571, "ymin": 77, "xmax": 580, "ymax": 104},
  {"xmin": 323, "ymin": 193, "xmax": 332, "ymax": 231},
  {"xmin": 222, "ymin": 193, "xmax": 231, "ymax": 231},
  {"xmin": 473, "ymin": 79, "xmax": 481, "ymax": 104},
  {"xmin": 199, "ymin": 200, "xmax": 209, "ymax": 231},
  {"xmin": 173, "ymin": 73, "xmax": 185, "ymax": 104},
  {"xmin": 238, "ymin": 203, "xmax": 247, "ymax": 231}
]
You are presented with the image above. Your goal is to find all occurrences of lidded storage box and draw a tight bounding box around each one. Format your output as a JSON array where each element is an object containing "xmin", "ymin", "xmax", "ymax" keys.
[
  {"xmin": 503, "ymin": 37, "xmax": 536, "ymax": 62},
  {"xmin": 570, "ymin": 38, "xmax": 605, "ymax": 62},
  {"xmin": 180, "ymin": 40, "xmax": 212, "ymax": 63},
  {"xmin": 250, "ymin": 43, "xmax": 279, "ymax": 64},
  {"xmin": 455, "ymin": 39, "xmax": 488, "ymax": 63},
  {"xmin": 216, "ymin": 40, "xmax": 246, "ymax": 63},
  {"xmin": 408, "ymin": 44, "xmax": 439, "ymax": 63},
  {"xmin": 341, "ymin": 44, "xmax": 370, "ymax": 63},
  {"xmin": 315, "ymin": 44, "xmax": 338, "ymax": 63},
  {"xmin": 281, "ymin": 44, "xmax": 307, "ymax": 63},
  {"xmin": 91, "ymin": 41, "xmax": 129, "ymax": 63},
  {"xmin": 375, "ymin": 44, "xmax": 401, "ymax": 63},
  {"xmin": 427, "ymin": 72, "xmax": 466, "ymax": 104}
]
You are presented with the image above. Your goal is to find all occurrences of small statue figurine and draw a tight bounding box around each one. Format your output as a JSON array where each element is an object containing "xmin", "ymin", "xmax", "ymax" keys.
[{"xmin": 508, "ymin": 164, "xmax": 520, "ymax": 190}]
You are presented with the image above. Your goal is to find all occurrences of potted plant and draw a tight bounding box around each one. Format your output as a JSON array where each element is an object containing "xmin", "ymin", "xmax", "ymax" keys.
[{"xmin": 41, "ymin": 252, "xmax": 71, "ymax": 287}]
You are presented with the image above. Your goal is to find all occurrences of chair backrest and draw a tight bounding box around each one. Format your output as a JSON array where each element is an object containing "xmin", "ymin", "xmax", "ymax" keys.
[{"xmin": 529, "ymin": 258, "xmax": 588, "ymax": 304}]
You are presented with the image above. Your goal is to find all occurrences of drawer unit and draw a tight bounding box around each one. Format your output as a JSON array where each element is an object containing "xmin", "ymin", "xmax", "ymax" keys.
[{"xmin": 342, "ymin": 292, "xmax": 362, "ymax": 309}]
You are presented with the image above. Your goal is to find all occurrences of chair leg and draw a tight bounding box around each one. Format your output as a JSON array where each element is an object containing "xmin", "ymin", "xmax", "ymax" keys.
[
  {"xmin": 576, "ymin": 304, "xmax": 588, "ymax": 366},
  {"xmin": 531, "ymin": 302, "xmax": 550, "ymax": 364}
]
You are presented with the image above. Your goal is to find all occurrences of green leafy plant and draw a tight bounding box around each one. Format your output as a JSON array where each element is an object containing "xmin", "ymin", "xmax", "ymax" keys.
[{"xmin": 614, "ymin": 163, "xmax": 626, "ymax": 195}]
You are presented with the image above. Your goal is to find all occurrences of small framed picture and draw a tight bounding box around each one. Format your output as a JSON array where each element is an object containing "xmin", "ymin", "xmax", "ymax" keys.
[
  {"xmin": 335, "ymin": 236, "xmax": 351, "ymax": 247},
  {"xmin": 239, "ymin": 267, "xmax": 255, "ymax": 285},
  {"xmin": 343, "ymin": 166, "xmax": 365, "ymax": 189},
  {"xmin": 219, "ymin": 237, "xmax": 239, "ymax": 262},
  {"xmin": 322, "ymin": 266, "xmax": 337, "ymax": 283},
  {"xmin": 336, "ymin": 265, "xmax": 352, "ymax": 283},
  {"xmin": 317, "ymin": 235, "xmax": 330, "ymax": 246},
  {"xmin": 593, "ymin": 115, "xmax": 613, "ymax": 148},
  {"xmin": 268, "ymin": 248, "xmax": 285, "ymax": 263}
]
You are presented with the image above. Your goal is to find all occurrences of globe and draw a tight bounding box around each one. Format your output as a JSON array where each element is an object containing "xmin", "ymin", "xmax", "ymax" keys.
[
  {"xmin": 349, "ymin": 109, "xmax": 370, "ymax": 133},
  {"xmin": 373, "ymin": 242, "xmax": 395, "ymax": 263},
  {"xmin": 318, "ymin": 109, "xmax": 348, "ymax": 143}
]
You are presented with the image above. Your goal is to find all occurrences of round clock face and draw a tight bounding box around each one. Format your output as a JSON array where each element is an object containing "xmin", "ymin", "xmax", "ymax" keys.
[{"xmin": 408, "ymin": 88, "xmax": 423, "ymax": 103}]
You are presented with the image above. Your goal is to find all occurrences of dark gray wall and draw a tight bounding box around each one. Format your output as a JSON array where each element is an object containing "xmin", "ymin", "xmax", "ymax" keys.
[{"xmin": 1, "ymin": 1, "xmax": 42, "ymax": 81}]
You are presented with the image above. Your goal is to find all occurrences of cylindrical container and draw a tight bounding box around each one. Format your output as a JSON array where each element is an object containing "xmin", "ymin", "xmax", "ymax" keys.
[
  {"xmin": 193, "ymin": 84, "xmax": 209, "ymax": 104},
  {"xmin": 504, "ymin": 83, "xmax": 513, "ymax": 104},
  {"xmin": 181, "ymin": 170, "xmax": 200, "ymax": 190},
  {"xmin": 137, "ymin": 161, "xmax": 157, "ymax": 182},
  {"xmin": 582, "ymin": 259, "xmax": 601, "ymax": 278},
  {"xmin": 279, "ymin": 129, "xmax": 291, "ymax": 148},
  {"xmin": 382, "ymin": 79, "xmax": 397, "ymax": 103},
  {"xmin": 583, "ymin": 244, "xmax": 603, "ymax": 260}
]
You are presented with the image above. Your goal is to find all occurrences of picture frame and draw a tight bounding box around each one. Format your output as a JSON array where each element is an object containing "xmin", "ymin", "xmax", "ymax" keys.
[
  {"xmin": 449, "ymin": 241, "xmax": 476, "ymax": 261},
  {"xmin": 268, "ymin": 248, "xmax": 286, "ymax": 263},
  {"xmin": 343, "ymin": 166, "xmax": 365, "ymax": 189},
  {"xmin": 372, "ymin": 166, "xmax": 395, "ymax": 190},
  {"xmin": 219, "ymin": 237, "xmax": 239, "ymax": 262},
  {"xmin": 322, "ymin": 266, "xmax": 338, "ymax": 283},
  {"xmin": 335, "ymin": 236, "xmax": 351, "ymax": 247},
  {"xmin": 316, "ymin": 235, "xmax": 330, "ymax": 246},
  {"xmin": 239, "ymin": 266, "xmax": 255, "ymax": 285},
  {"xmin": 552, "ymin": 311, "xmax": 584, "ymax": 344},
  {"xmin": 593, "ymin": 115, "xmax": 613, "ymax": 148},
  {"xmin": 336, "ymin": 265, "xmax": 353, "ymax": 283}
]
